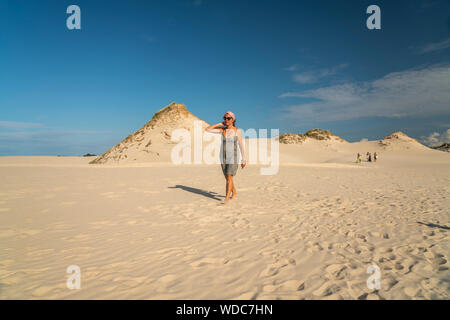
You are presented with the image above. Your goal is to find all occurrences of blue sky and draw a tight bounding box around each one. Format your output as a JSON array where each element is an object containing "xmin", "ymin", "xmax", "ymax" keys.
[{"xmin": 1, "ymin": 0, "xmax": 449, "ymax": 155}]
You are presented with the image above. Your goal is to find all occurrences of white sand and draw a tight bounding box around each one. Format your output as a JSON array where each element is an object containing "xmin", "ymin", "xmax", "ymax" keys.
[{"xmin": 0, "ymin": 141, "xmax": 449, "ymax": 299}]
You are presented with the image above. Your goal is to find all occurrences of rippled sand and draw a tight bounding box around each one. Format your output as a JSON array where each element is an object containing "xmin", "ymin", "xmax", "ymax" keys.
[{"xmin": 0, "ymin": 146, "xmax": 449, "ymax": 299}]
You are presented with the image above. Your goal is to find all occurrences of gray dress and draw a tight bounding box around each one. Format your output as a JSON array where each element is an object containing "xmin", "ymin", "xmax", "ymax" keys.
[{"xmin": 220, "ymin": 129, "xmax": 239, "ymax": 176}]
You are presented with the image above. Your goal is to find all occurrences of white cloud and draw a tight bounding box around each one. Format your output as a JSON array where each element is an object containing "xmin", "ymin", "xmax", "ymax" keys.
[
  {"xmin": 291, "ymin": 63, "xmax": 348, "ymax": 84},
  {"xmin": 418, "ymin": 37, "xmax": 450, "ymax": 54},
  {"xmin": 421, "ymin": 129, "xmax": 450, "ymax": 146},
  {"xmin": 279, "ymin": 64, "xmax": 450, "ymax": 122}
]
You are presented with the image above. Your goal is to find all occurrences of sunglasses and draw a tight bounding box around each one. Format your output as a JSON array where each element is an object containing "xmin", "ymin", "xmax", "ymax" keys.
[{"xmin": 223, "ymin": 117, "xmax": 233, "ymax": 121}]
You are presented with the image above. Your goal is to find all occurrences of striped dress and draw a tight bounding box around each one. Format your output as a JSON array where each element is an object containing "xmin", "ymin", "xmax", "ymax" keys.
[{"xmin": 220, "ymin": 129, "xmax": 239, "ymax": 176}]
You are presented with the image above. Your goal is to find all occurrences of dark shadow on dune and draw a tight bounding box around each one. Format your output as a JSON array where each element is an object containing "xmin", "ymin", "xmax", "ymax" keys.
[
  {"xmin": 168, "ymin": 185, "xmax": 224, "ymax": 201},
  {"xmin": 417, "ymin": 222, "xmax": 450, "ymax": 230}
]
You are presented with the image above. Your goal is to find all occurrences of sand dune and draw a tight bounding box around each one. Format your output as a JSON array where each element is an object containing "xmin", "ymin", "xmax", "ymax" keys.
[{"xmin": 0, "ymin": 137, "xmax": 449, "ymax": 299}]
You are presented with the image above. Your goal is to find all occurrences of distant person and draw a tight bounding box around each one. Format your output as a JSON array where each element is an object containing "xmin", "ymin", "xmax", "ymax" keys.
[
  {"xmin": 356, "ymin": 153, "xmax": 361, "ymax": 164},
  {"xmin": 205, "ymin": 111, "xmax": 246, "ymax": 205},
  {"xmin": 374, "ymin": 152, "xmax": 377, "ymax": 162},
  {"xmin": 368, "ymin": 152, "xmax": 372, "ymax": 162}
]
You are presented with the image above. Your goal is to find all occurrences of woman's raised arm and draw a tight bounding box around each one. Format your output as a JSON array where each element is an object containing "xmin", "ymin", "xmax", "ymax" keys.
[{"xmin": 205, "ymin": 122, "xmax": 224, "ymax": 134}]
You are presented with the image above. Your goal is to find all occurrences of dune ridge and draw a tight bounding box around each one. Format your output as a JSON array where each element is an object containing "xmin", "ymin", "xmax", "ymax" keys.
[{"xmin": 87, "ymin": 102, "xmax": 438, "ymax": 166}]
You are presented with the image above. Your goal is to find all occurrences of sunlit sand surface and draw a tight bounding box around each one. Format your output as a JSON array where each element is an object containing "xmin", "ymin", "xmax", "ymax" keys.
[{"xmin": 0, "ymin": 141, "xmax": 449, "ymax": 299}]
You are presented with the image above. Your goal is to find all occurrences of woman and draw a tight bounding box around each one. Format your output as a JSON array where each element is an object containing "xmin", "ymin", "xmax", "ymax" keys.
[{"xmin": 205, "ymin": 111, "xmax": 246, "ymax": 204}]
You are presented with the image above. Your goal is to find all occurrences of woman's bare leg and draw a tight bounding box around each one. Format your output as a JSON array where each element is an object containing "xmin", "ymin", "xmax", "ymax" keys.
[
  {"xmin": 231, "ymin": 178, "xmax": 237, "ymax": 199},
  {"xmin": 221, "ymin": 175, "xmax": 233, "ymax": 204},
  {"xmin": 224, "ymin": 172, "xmax": 236, "ymax": 199},
  {"xmin": 223, "ymin": 173, "xmax": 228, "ymax": 198}
]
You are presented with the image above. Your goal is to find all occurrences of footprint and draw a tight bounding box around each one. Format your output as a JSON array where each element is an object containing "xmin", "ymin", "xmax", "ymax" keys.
[
  {"xmin": 260, "ymin": 266, "xmax": 279, "ymax": 277},
  {"xmin": 307, "ymin": 242, "xmax": 324, "ymax": 253},
  {"xmin": 312, "ymin": 281, "xmax": 341, "ymax": 297},
  {"xmin": 394, "ymin": 262, "xmax": 404, "ymax": 271},
  {"xmin": 190, "ymin": 258, "xmax": 229, "ymax": 267},
  {"xmin": 31, "ymin": 285, "xmax": 60, "ymax": 297},
  {"xmin": 231, "ymin": 291, "xmax": 257, "ymax": 300},
  {"xmin": 231, "ymin": 218, "xmax": 249, "ymax": 228},
  {"xmin": 325, "ymin": 264, "xmax": 347, "ymax": 280},
  {"xmin": 260, "ymin": 261, "xmax": 288, "ymax": 277},
  {"xmin": 112, "ymin": 276, "xmax": 148, "ymax": 288},
  {"xmin": 279, "ymin": 280, "xmax": 305, "ymax": 291},
  {"xmin": 404, "ymin": 287, "xmax": 420, "ymax": 297},
  {"xmin": 137, "ymin": 206, "xmax": 151, "ymax": 213},
  {"xmin": 382, "ymin": 277, "xmax": 399, "ymax": 291},
  {"xmin": 262, "ymin": 285, "xmax": 277, "ymax": 293},
  {"xmin": 155, "ymin": 274, "xmax": 179, "ymax": 290},
  {"xmin": 431, "ymin": 257, "xmax": 448, "ymax": 271}
]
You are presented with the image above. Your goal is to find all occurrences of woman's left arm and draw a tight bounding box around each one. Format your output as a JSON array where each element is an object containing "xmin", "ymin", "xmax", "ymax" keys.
[{"xmin": 237, "ymin": 129, "xmax": 246, "ymax": 167}]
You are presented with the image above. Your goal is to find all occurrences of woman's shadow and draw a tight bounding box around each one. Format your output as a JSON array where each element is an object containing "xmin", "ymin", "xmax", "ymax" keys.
[
  {"xmin": 168, "ymin": 185, "xmax": 224, "ymax": 201},
  {"xmin": 417, "ymin": 221, "xmax": 450, "ymax": 230}
]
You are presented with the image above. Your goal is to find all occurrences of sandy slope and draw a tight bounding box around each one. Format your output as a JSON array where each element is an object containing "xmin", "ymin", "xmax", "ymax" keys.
[{"xmin": 0, "ymin": 145, "xmax": 449, "ymax": 299}]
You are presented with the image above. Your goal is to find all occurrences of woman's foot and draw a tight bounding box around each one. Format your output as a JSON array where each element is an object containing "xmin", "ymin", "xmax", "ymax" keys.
[
  {"xmin": 220, "ymin": 198, "xmax": 230, "ymax": 205},
  {"xmin": 230, "ymin": 193, "xmax": 237, "ymax": 200}
]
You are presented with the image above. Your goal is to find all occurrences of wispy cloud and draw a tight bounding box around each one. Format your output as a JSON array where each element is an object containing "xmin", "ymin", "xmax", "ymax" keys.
[
  {"xmin": 291, "ymin": 63, "xmax": 349, "ymax": 84},
  {"xmin": 278, "ymin": 64, "xmax": 450, "ymax": 122},
  {"xmin": 0, "ymin": 130, "xmax": 110, "ymax": 140},
  {"xmin": 0, "ymin": 121, "xmax": 112, "ymax": 146},
  {"xmin": 0, "ymin": 121, "xmax": 49, "ymax": 130},
  {"xmin": 421, "ymin": 129, "xmax": 450, "ymax": 146},
  {"xmin": 0, "ymin": 121, "xmax": 108, "ymax": 138},
  {"xmin": 283, "ymin": 64, "xmax": 298, "ymax": 71},
  {"xmin": 417, "ymin": 37, "xmax": 450, "ymax": 54},
  {"xmin": 0, "ymin": 126, "xmax": 116, "ymax": 156}
]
